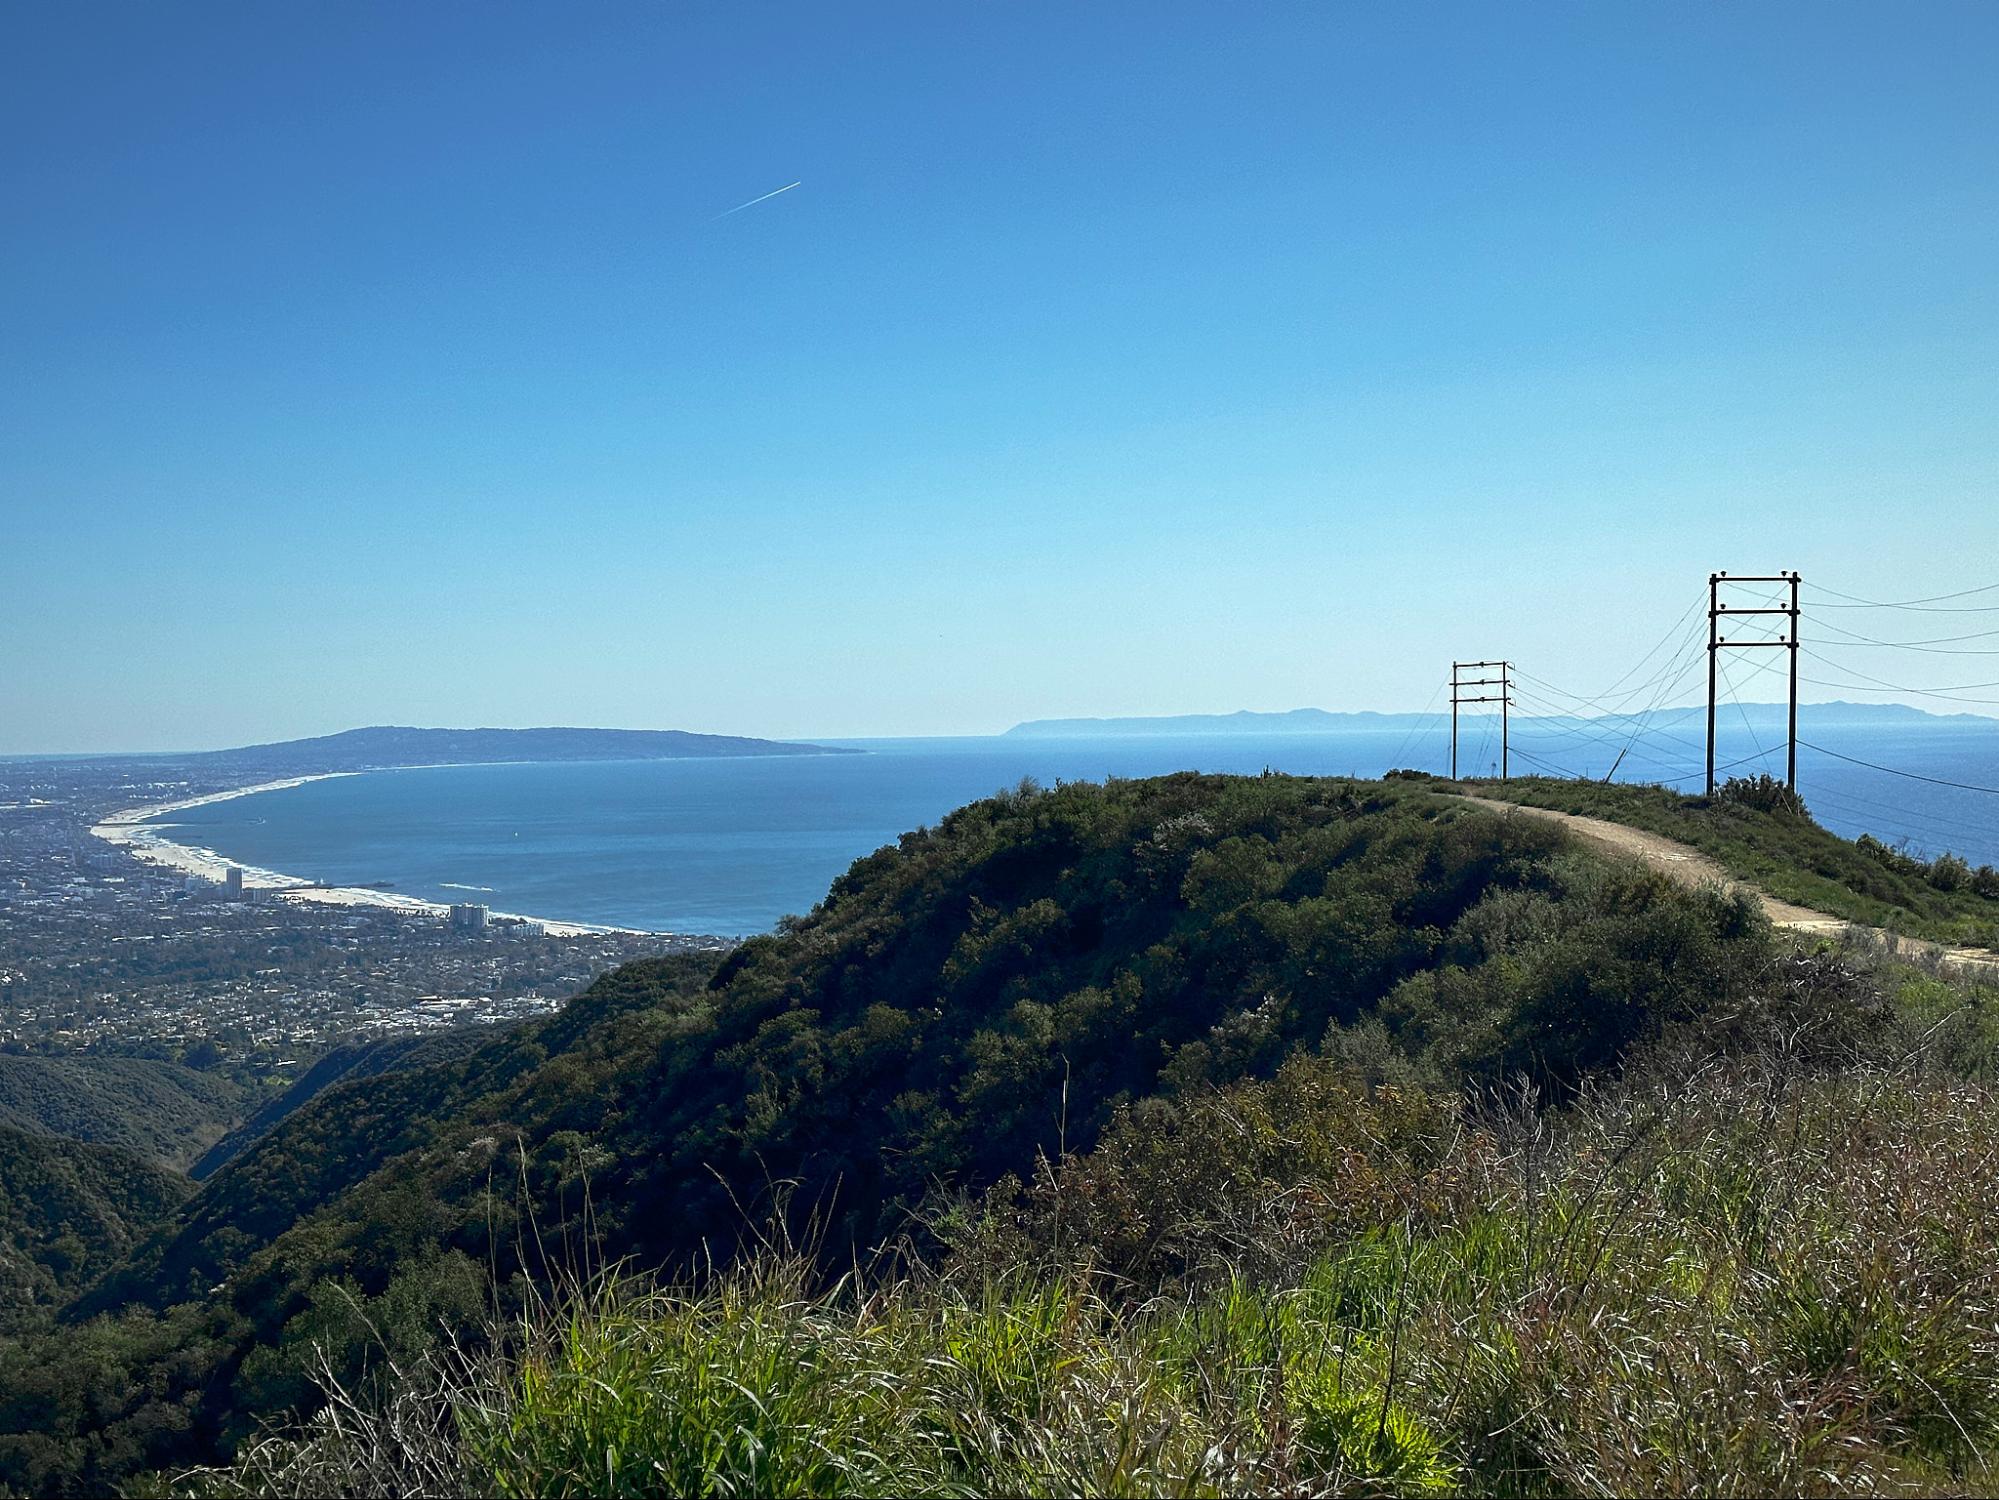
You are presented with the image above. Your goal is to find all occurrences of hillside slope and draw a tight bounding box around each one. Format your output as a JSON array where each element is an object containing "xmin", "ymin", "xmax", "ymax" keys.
[
  {"xmin": 0, "ymin": 773, "xmax": 1787, "ymax": 1492},
  {"xmin": 88, "ymin": 775, "xmax": 1772, "ymax": 1314},
  {"xmin": 0, "ymin": 1127, "xmax": 193, "ymax": 1326},
  {"xmin": 189, "ymin": 1027, "xmax": 505, "ymax": 1182},
  {"xmin": 0, "ymin": 1056, "xmax": 247, "ymax": 1170}
]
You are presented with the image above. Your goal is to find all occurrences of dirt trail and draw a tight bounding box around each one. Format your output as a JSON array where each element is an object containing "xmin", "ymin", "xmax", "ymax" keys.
[{"xmin": 1454, "ymin": 795, "xmax": 1999, "ymax": 978}]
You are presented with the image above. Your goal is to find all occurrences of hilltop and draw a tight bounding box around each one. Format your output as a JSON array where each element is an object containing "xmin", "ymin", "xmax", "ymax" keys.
[{"xmin": 1453, "ymin": 772, "xmax": 1999, "ymax": 948}]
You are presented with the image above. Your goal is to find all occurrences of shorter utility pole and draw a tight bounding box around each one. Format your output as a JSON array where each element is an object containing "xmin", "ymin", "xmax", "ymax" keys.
[
  {"xmin": 1705, "ymin": 571, "xmax": 1801, "ymax": 796},
  {"xmin": 1451, "ymin": 660, "xmax": 1512, "ymax": 780}
]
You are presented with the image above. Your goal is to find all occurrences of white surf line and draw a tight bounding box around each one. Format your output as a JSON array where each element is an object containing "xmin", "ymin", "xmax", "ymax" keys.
[
  {"xmin": 88, "ymin": 770, "xmax": 659, "ymax": 938},
  {"xmin": 92, "ymin": 771, "xmax": 361, "ymax": 830}
]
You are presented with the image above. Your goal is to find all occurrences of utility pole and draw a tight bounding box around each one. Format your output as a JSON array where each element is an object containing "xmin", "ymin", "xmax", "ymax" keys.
[
  {"xmin": 1705, "ymin": 571, "xmax": 1801, "ymax": 797},
  {"xmin": 1451, "ymin": 660, "xmax": 1512, "ymax": 780}
]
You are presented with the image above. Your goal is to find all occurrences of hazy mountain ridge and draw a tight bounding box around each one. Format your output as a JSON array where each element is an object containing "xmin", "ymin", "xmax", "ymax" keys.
[
  {"xmin": 1006, "ymin": 700, "xmax": 1995, "ymax": 737},
  {"xmin": 186, "ymin": 725, "xmax": 860, "ymax": 773}
]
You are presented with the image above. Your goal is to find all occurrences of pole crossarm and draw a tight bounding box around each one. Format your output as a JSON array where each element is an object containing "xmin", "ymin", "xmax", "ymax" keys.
[{"xmin": 1450, "ymin": 659, "xmax": 1512, "ymax": 781}]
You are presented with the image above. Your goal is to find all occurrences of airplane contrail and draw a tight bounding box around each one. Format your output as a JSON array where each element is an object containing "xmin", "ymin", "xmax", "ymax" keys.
[{"xmin": 712, "ymin": 181, "xmax": 802, "ymax": 220}]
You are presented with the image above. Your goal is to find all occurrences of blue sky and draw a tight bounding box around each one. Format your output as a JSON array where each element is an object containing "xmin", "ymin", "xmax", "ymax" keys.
[{"xmin": 4, "ymin": 2, "xmax": 1996, "ymax": 750}]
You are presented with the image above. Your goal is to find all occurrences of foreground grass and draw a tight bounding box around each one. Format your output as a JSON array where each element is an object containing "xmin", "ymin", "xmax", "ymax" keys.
[
  {"xmin": 1431, "ymin": 773, "xmax": 1999, "ymax": 948},
  {"xmin": 183, "ymin": 966, "xmax": 1999, "ymax": 1498}
]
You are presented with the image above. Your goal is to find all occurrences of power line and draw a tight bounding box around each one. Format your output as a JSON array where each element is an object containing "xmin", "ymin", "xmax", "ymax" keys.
[
  {"xmin": 1723, "ymin": 642, "xmax": 1999, "ymax": 708},
  {"xmin": 1509, "ymin": 656, "xmax": 1699, "ymax": 722},
  {"xmin": 1473, "ymin": 710, "xmax": 1496, "ymax": 779},
  {"xmin": 1717, "ymin": 652, "xmax": 1781, "ymax": 780},
  {"xmin": 1617, "ymin": 636, "xmax": 1713, "ymax": 771},
  {"xmin": 1519, "ymin": 593, "xmax": 1706, "ymax": 711},
  {"xmin": 1505, "ymin": 716, "xmax": 1658, "ymax": 761},
  {"xmin": 1796, "ymin": 739, "xmax": 1999, "ymax": 797},
  {"xmin": 1504, "ymin": 685, "xmax": 1706, "ymax": 759},
  {"xmin": 1803, "ymin": 782, "xmax": 1999, "ymax": 852},
  {"xmin": 1813, "ymin": 617, "xmax": 1999, "ymax": 653},
  {"xmin": 1655, "ymin": 751, "xmax": 1777, "ymax": 788},
  {"xmin": 1513, "ymin": 627, "xmax": 1780, "ymax": 789},
  {"xmin": 1512, "ymin": 695, "xmax": 1703, "ymax": 757},
  {"xmin": 1510, "ymin": 605, "xmax": 1709, "ymax": 717},
  {"xmin": 1387, "ymin": 682, "xmax": 1448, "ymax": 770},
  {"xmin": 1501, "ymin": 722, "xmax": 1699, "ymax": 780},
  {"xmin": 1506, "ymin": 744, "xmax": 1574, "ymax": 778},
  {"xmin": 1798, "ymin": 647, "xmax": 1999, "ymax": 706},
  {"xmin": 1809, "ymin": 580, "xmax": 1999, "ymax": 610},
  {"xmin": 1512, "ymin": 612, "xmax": 1714, "ymax": 775}
]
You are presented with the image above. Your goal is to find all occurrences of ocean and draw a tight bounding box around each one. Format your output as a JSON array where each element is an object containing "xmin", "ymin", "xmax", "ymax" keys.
[{"xmin": 148, "ymin": 723, "xmax": 1999, "ymax": 936}]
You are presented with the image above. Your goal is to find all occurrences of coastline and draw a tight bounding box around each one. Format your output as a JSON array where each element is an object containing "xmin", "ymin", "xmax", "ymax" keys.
[{"xmin": 89, "ymin": 771, "xmax": 652, "ymax": 938}]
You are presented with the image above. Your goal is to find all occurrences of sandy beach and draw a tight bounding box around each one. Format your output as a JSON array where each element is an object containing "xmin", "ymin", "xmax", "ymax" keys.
[{"xmin": 89, "ymin": 772, "xmax": 643, "ymax": 937}]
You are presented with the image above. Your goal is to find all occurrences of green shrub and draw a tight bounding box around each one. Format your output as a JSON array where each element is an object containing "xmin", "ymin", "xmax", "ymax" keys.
[
  {"xmin": 1931, "ymin": 852, "xmax": 1973, "ymax": 893},
  {"xmin": 1290, "ymin": 1376, "xmax": 1457, "ymax": 1496},
  {"xmin": 1714, "ymin": 772, "xmax": 1806, "ymax": 818}
]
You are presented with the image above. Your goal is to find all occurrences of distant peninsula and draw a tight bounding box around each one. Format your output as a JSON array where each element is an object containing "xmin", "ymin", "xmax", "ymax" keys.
[
  {"xmin": 1006, "ymin": 701, "xmax": 1995, "ymax": 737},
  {"xmin": 184, "ymin": 725, "xmax": 860, "ymax": 775}
]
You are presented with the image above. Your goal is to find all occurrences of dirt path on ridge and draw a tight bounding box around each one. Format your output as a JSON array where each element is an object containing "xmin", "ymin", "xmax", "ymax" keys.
[{"xmin": 1452, "ymin": 795, "xmax": 1999, "ymax": 979}]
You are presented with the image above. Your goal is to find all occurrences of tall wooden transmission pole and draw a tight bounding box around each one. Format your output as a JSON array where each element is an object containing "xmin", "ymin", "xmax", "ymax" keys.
[
  {"xmin": 1705, "ymin": 571, "xmax": 1800, "ymax": 796},
  {"xmin": 1451, "ymin": 660, "xmax": 1511, "ymax": 780}
]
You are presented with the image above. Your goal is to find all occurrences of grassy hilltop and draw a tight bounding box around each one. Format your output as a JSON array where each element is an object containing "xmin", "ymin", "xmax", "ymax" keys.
[
  {"xmin": 1449, "ymin": 771, "xmax": 1999, "ymax": 947},
  {"xmin": 1, "ymin": 772, "xmax": 1997, "ymax": 1495}
]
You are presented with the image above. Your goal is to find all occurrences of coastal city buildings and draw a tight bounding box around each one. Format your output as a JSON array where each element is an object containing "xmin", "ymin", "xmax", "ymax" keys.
[{"xmin": 0, "ymin": 756, "xmax": 729, "ymax": 1065}]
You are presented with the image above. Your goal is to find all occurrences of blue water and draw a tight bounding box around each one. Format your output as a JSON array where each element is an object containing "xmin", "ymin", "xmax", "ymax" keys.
[{"xmin": 149, "ymin": 724, "xmax": 1999, "ymax": 935}]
